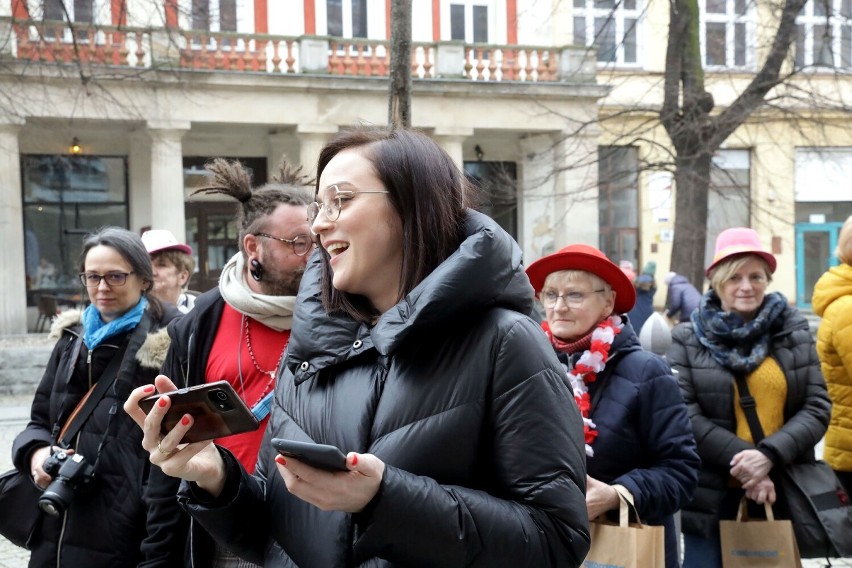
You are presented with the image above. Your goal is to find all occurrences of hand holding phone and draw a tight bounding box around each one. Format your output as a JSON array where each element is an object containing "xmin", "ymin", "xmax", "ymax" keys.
[
  {"xmin": 139, "ymin": 381, "xmax": 260, "ymax": 444},
  {"xmin": 271, "ymin": 438, "xmax": 348, "ymax": 472}
]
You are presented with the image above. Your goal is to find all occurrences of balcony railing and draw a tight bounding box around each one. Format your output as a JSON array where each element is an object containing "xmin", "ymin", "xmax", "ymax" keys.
[{"xmin": 1, "ymin": 18, "xmax": 594, "ymax": 83}]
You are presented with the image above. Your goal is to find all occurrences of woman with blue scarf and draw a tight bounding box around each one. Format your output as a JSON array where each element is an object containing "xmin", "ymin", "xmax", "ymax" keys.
[
  {"xmin": 668, "ymin": 227, "xmax": 831, "ymax": 568},
  {"xmin": 11, "ymin": 227, "xmax": 186, "ymax": 567}
]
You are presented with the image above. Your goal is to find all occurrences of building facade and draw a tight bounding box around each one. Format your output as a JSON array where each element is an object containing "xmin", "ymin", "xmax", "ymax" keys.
[
  {"xmin": 0, "ymin": 0, "xmax": 606, "ymax": 333},
  {"xmin": 2, "ymin": 0, "xmax": 851, "ymax": 334}
]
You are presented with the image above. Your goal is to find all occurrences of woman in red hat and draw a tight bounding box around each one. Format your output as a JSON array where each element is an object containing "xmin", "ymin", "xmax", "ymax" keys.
[
  {"xmin": 667, "ymin": 227, "xmax": 831, "ymax": 567},
  {"xmin": 526, "ymin": 244, "xmax": 700, "ymax": 568}
]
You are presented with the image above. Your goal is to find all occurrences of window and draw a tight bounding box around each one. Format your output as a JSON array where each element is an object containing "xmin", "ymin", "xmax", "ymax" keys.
[
  {"xmin": 598, "ymin": 146, "xmax": 639, "ymax": 266},
  {"xmin": 573, "ymin": 0, "xmax": 640, "ymax": 65},
  {"xmin": 327, "ymin": 0, "xmax": 368, "ymax": 38},
  {"xmin": 191, "ymin": 0, "xmax": 237, "ymax": 32},
  {"xmin": 449, "ymin": 2, "xmax": 489, "ymax": 43},
  {"xmin": 21, "ymin": 155, "xmax": 128, "ymax": 301},
  {"xmin": 464, "ymin": 161, "xmax": 517, "ymax": 239},
  {"xmin": 700, "ymin": 0, "xmax": 753, "ymax": 68},
  {"xmin": 795, "ymin": 0, "xmax": 852, "ymax": 68},
  {"xmin": 705, "ymin": 149, "xmax": 751, "ymax": 267},
  {"xmin": 43, "ymin": 0, "xmax": 94, "ymax": 22}
]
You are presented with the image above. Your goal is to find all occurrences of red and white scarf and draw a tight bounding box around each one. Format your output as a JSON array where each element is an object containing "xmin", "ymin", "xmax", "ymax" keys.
[{"xmin": 544, "ymin": 315, "xmax": 624, "ymax": 457}]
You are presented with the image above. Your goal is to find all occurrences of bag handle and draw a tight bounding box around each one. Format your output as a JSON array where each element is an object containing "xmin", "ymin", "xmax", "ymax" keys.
[
  {"xmin": 735, "ymin": 498, "xmax": 775, "ymax": 522},
  {"xmin": 613, "ymin": 485, "xmax": 644, "ymax": 528}
]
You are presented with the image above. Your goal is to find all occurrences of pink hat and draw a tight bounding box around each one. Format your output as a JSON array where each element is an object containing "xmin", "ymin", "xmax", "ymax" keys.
[
  {"xmin": 141, "ymin": 229, "xmax": 192, "ymax": 256},
  {"xmin": 525, "ymin": 244, "xmax": 637, "ymax": 313},
  {"xmin": 706, "ymin": 227, "xmax": 776, "ymax": 277}
]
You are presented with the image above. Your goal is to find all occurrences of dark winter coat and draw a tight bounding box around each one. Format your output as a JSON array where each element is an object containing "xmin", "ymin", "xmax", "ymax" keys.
[
  {"xmin": 12, "ymin": 306, "xmax": 185, "ymax": 568},
  {"xmin": 556, "ymin": 321, "xmax": 700, "ymax": 568},
  {"xmin": 158, "ymin": 287, "xmax": 256, "ymax": 568},
  {"xmin": 179, "ymin": 211, "xmax": 591, "ymax": 567},
  {"xmin": 665, "ymin": 275, "xmax": 702, "ymax": 322},
  {"xmin": 627, "ymin": 275, "xmax": 656, "ymax": 332},
  {"xmin": 667, "ymin": 305, "xmax": 831, "ymax": 538}
]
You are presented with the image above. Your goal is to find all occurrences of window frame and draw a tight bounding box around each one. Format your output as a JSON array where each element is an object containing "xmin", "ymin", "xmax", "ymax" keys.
[
  {"xmin": 322, "ymin": 0, "xmax": 371, "ymax": 38},
  {"xmin": 573, "ymin": 0, "xmax": 643, "ymax": 68},
  {"xmin": 699, "ymin": 0, "xmax": 756, "ymax": 70},
  {"xmin": 182, "ymin": 0, "xmax": 253, "ymax": 33},
  {"xmin": 795, "ymin": 0, "xmax": 852, "ymax": 69},
  {"xmin": 447, "ymin": 0, "xmax": 492, "ymax": 44}
]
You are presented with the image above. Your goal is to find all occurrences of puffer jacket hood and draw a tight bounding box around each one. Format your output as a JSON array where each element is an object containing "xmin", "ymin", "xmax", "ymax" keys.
[
  {"xmin": 812, "ymin": 263, "xmax": 852, "ymax": 471},
  {"xmin": 812, "ymin": 263, "xmax": 852, "ymax": 316},
  {"xmin": 288, "ymin": 209, "xmax": 535, "ymax": 381}
]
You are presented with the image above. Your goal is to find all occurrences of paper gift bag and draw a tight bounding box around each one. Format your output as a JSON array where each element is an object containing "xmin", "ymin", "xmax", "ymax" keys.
[
  {"xmin": 583, "ymin": 486, "xmax": 665, "ymax": 568},
  {"xmin": 720, "ymin": 500, "xmax": 801, "ymax": 568}
]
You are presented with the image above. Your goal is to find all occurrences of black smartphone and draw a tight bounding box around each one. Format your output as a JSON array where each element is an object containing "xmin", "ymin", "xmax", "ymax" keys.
[
  {"xmin": 271, "ymin": 438, "xmax": 348, "ymax": 472},
  {"xmin": 139, "ymin": 381, "xmax": 260, "ymax": 444}
]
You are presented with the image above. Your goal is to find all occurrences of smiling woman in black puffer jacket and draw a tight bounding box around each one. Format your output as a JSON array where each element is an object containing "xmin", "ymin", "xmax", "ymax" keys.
[{"xmin": 125, "ymin": 127, "xmax": 590, "ymax": 567}]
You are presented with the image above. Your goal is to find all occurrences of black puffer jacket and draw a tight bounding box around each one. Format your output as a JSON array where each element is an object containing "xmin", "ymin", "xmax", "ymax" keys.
[
  {"xmin": 12, "ymin": 306, "xmax": 186, "ymax": 567},
  {"xmin": 180, "ymin": 211, "xmax": 590, "ymax": 567},
  {"xmin": 667, "ymin": 304, "xmax": 831, "ymax": 538}
]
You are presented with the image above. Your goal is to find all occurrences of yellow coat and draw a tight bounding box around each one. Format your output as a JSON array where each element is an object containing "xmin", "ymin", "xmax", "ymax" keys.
[{"xmin": 812, "ymin": 263, "xmax": 852, "ymax": 472}]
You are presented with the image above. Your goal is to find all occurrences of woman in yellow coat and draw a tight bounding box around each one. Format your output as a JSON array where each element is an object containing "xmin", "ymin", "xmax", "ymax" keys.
[{"xmin": 812, "ymin": 213, "xmax": 852, "ymax": 495}]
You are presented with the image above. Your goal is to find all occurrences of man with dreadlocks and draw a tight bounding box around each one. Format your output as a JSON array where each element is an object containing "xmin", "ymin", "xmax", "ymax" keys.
[{"xmin": 154, "ymin": 158, "xmax": 314, "ymax": 567}]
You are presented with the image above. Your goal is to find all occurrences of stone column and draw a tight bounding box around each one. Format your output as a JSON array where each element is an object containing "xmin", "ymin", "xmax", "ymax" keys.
[
  {"xmin": 0, "ymin": 120, "xmax": 27, "ymax": 334},
  {"xmin": 433, "ymin": 127, "xmax": 473, "ymax": 169},
  {"xmin": 128, "ymin": 129, "xmax": 152, "ymax": 231},
  {"xmin": 147, "ymin": 120, "xmax": 190, "ymax": 242},
  {"xmin": 267, "ymin": 131, "xmax": 298, "ymax": 180},
  {"xmin": 296, "ymin": 124, "xmax": 338, "ymax": 179},
  {"xmin": 520, "ymin": 133, "xmax": 558, "ymax": 264},
  {"xmin": 553, "ymin": 129, "xmax": 599, "ymax": 247}
]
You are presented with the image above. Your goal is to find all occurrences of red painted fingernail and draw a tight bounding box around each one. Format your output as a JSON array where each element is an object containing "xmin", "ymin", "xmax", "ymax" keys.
[
  {"xmin": 351, "ymin": 454, "xmax": 358, "ymax": 466},
  {"xmin": 158, "ymin": 398, "xmax": 167, "ymax": 408},
  {"xmin": 181, "ymin": 415, "xmax": 190, "ymax": 426},
  {"xmin": 143, "ymin": 385, "xmax": 155, "ymax": 393},
  {"xmin": 275, "ymin": 455, "xmax": 286, "ymax": 466}
]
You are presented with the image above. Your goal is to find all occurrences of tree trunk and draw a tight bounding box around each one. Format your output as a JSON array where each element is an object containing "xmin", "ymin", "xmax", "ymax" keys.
[
  {"xmin": 388, "ymin": 0, "xmax": 412, "ymax": 129},
  {"xmin": 670, "ymin": 153, "xmax": 712, "ymax": 288}
]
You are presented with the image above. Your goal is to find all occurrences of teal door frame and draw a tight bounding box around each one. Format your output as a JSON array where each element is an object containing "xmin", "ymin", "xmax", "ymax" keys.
[{"xmin": 795, "ymin": 222, "xmax": 843, "ymax": 308}]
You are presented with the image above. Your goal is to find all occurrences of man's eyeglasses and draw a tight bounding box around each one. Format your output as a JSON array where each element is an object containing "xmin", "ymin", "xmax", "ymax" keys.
[
  {"xmin": 540, "ymin": 289, "xmax": 606, "ymax": 309},
  {"xmin": 307, "ymin": 184, "xmax": 390, "ymax": 224},
  {"xmin": 254, "ymin": 233, "xmax": 315, "ymax": 256},
  {"xmin": 79, "ymin": 272, "xmax": 134, "ymax": 288}
]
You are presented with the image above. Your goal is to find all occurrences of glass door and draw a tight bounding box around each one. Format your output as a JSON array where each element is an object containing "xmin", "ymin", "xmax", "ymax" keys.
[
  {"xmin": 795, "ymin": 222, "xmax": 843, "ymax": 308},
  {"xmin": 185, "ymin": 202, "xmax": 240, "ymax": 293}
]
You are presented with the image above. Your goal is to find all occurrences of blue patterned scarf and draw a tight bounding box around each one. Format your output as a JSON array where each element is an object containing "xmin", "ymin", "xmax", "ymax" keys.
[
  {"xmin": 82, "ymin": 297, "xmax": 147, "ymax": 350},
  {"xmin": 691, "ymin": 290, "xmax": 787, "ymax": 374}
]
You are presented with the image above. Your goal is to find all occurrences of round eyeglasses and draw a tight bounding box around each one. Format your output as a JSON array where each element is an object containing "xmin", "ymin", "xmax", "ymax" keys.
[
  {"xmin": 79, "ymin": 272, "xmax": 134, "ymax": 288},
  {"xmin": 307, "ymin": 184, "xmax": 390, "ymax": 224},
  {"xmin": 540, "ymin": 289, "xmax": 606, "ymax": 309},
  {"xmin": 254, "ymin": 233, "xmax": 315, "ymax": 256}
]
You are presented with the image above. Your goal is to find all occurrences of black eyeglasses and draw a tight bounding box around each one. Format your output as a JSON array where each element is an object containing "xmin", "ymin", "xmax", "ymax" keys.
[
  {"xmin": 79, "ymin": 272, "xmax": 134, "ymax": 288},
  {"xmin": 254, "ymin": 233, "xmax": 315, "ymax": 256},
  {"xmin": 307, "ymin": 184, "xmax": 390, "ymax": 224}
]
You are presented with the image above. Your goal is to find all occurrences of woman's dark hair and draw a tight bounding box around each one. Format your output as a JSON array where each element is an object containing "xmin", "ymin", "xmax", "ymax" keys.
[
  {"xmin": 315, "ymin": 127, "xmax": 470, "ymax": 322},
  {"xmin": 192, "ymin": 158, "xmax": 313, "ymax": 256},
  {"xmin": 79, "ymin": 226, "xmax": 164, "ymax": 319}
]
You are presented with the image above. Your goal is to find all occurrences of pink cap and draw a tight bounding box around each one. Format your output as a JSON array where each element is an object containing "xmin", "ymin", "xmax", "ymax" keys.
[
  {"xmin": 141, "ymin": 229, "xmax": 192, "ymax": 256},
  {"xmin": 706, "ymin": 227, "xmax": 776, "ymax": 277}
]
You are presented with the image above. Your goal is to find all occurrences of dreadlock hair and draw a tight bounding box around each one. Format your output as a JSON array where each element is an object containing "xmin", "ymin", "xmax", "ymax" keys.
[{"xmin": 192, "ymin": 158, "xmax": 314, "ymax": 256}]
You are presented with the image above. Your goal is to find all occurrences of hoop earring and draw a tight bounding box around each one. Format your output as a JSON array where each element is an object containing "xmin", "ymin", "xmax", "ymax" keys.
[{"xmin": 249, "ymin": 259, "xmax": 264, "ymax": 281}]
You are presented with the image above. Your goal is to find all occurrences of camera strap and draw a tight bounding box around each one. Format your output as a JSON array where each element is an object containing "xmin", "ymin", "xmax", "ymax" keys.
[{"xmin": 58, "ymin": 314, "xmax": 152, "ymax": 448}]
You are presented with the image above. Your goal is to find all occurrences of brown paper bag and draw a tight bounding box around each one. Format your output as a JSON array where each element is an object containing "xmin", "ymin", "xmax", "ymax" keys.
[
  {"xmin": 583, "ymin": 486, "xmax": 665, "ymax": 568},
  {"xmin": 720, "ymin": 499, "xmax": 802, "ymax": 568}
]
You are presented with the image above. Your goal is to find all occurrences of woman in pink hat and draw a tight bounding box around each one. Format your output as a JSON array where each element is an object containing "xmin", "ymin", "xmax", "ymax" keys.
[
  {"xmin": 667, "ymin": 227, "xmax": 831, "ymax": 567},
  {"xmin": 526, "ymin": 244, "xmax": 700, "ymax": 568}
]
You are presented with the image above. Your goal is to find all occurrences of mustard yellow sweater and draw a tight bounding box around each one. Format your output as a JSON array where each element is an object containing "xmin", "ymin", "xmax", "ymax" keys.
[{"xmin": 734, "ymin": 357, "xmax": 787, "ymax": 444}]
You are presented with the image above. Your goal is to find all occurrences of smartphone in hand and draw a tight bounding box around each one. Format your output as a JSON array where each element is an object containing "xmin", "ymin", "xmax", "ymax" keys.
[
  {"xmin": 271, "ymin": 438, "xmax": 348, "ymax": 472},
  {"xmin": 139, "ymin": 381, "xmax": 260, "ymax": 444}
]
